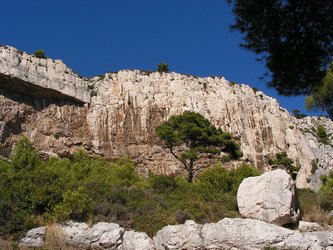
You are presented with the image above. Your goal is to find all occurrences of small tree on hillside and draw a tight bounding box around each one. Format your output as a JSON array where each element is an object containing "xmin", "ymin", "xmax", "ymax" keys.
[
  {"xmin": 33, "ymin": 49, "xmax": 47, "ymax": 59},
  {"xmin": 157, "ymin": 62, "xmax": 169, "ymax": 73},
  {"xmin": 155, "ymin": 111, "xmax": 242, "ymax": 182}
]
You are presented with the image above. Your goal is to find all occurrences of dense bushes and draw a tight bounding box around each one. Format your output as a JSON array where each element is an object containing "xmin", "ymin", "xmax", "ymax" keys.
[
  {"xmin": 268, "ymin": 152, "xmax": 300, "ymax": 179},
  {"xmin": 297, "ymin": 172, "xmax": 333, "ymax": 225},
  {"xmin": 0, "ymin": 138, "xmax": 259, "ymax": 238}
]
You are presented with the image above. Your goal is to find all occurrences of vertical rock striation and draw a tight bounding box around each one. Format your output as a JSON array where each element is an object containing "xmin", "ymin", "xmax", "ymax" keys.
[{"xmin": 1, "ymin": 45, "xmax": 333, "ymax": 188}]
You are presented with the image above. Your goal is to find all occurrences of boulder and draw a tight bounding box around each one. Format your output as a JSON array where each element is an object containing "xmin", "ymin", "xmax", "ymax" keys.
[
  {"xmin": 20, "ymin": 218, "xmax": 333, "ymax": 249},
  {"xmin": 20, "ymin": 226, "xmax": 46, "ymax": 248},
  {"xmin": 298, "ymin": 221, "xmax": 323, "ymax": 232},
  {"xmin": 237, "ymin": 169, "xmax": 298, "ymax": 225},
  {"xmin": 154, "ymin": 220, "xmax": 203, "ymax": 249},
  {"xmin": 201, "ymin": 218, "xmax": 321, "ymax": 250},
  {"xmin": 120, "ymin": 231, "xmax": 154, "ymax": 250}
]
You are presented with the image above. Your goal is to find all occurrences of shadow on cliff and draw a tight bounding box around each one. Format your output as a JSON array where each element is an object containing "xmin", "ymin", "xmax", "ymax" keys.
[{"xmin": 0, "ymin": 74, "xmax": 85, "ymax": 110}]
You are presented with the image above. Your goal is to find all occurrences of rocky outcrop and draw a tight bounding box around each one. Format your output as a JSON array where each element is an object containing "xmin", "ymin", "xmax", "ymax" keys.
[
  {"xmin": 237, "ymin": 169, "xmax": 298, "ymax": 225},
  {"xmin": 0, "ymin": 46, "xmax": 90, "ymax": 103},
  {"xmin": 20, "ymin": 218, "xmax": 333, "ymax": 249},
  {"xmin": 1, "ymin": 45, "xmax": 333, "ymax": 188},
  {"xmin": 20, "ymin": 226, "xmax": 45, "ymax": 248}
]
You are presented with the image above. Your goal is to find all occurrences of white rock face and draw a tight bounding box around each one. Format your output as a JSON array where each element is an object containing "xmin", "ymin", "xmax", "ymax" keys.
[
  {"xmin": 154, "ymin": 220, "xmax": 203, "ymax": 249},
  {"xmin": 1, "ymin": 45, "xmax": 333, "ymax": 188},
  {"xmin": 0, "ymin": 46, "xmax": 90, "ymax": 103},
  {"xmin": 237, "ymin": 169, "xmax": 297, "ymax": 225}
]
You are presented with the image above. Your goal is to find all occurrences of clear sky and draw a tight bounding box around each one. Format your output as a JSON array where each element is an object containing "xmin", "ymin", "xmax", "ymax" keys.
[{"xmin": 1, "ymin": 0, "xmax": 317, "ymax": 115}]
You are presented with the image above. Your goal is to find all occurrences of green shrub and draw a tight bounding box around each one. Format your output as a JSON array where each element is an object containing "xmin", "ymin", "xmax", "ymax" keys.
[
  {"xmin": 51, "ymin": 187, "xmax": 93, "ymax": 222},
  {"xmin": 311, "ymin": 159, "xmax": 319, "ymax": 174},
  {"xmin": 268, "ymin": 152, "xmax": 300, "ymax": 179},
  {"xmin": 316, "ymin": 125, "xmax": 330, "ymax": 145},
  {"xmin": 11, "ymin": 136, "xmax": 40, "ymax": 171},
  {"xmin": 157, "ymin": 63, "xmax": 169, "ymax": 73},
  {"xmin": 33, "ymin": 49, "xmax": 47, "ymax": 59},
  {"xmin": 0, "ymin": 137, "xmax": 260, "ymax": 238},
  {"xmin": 319, "ymin": 171, "xmax": 333, "ymax": 211},
  {"xmin": 149, "ymin": 174, "xmax": 178, "ymax": 192},
  {"xmin": 292, "ymin": 109, "xmax": 307, "ymax": 119}
]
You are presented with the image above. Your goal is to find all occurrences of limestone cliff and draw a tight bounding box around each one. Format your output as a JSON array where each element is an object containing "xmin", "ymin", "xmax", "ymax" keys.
[{"xmin": 0, "ymin": 45, "xmax": 332, "ymax": 188}]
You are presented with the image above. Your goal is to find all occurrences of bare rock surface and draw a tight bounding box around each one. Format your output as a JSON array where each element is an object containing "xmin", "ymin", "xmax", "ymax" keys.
[
  {"xmin": 154, "ymin": 220, "xmax": 203, "ymax": 249},
  {"xmin": 20, "ymin": 218, "xmax": 333, "ymax": 249},
  {"xmin": 237, "ymin": 169, "xmax": 298, "ymax": 225},
  {"xmin": 121, "ymin": 231, "xmax": 155, "ymax": 250},
  {"xmin": 1, "ymin": 45, "xmax": 333, "ymax": 188},
  {"xmin": 19, "ymin": 226, "xmax": 45, "ymax": 248},
  {"xmin": 0, "ymin": 46, "xmax": 90, "ymax": 103},
  {"xmin": 201, "ymin": 218, "xmax": 326, "ymax": 250},
  {"xmin": 299, "ymin": 221, "xmax": 323, "ymax": 232}
]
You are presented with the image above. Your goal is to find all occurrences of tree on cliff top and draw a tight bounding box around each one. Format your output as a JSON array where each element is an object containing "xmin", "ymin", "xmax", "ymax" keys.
[
  {"xmin": 226, "ymin": 0, "xmax": 333, "ymax": 96},
  {"xmin": 33, "ymin": 49, "xmax": 47, "ymax": 59},
  {"xmin": 155, "ymin": 111, "xmax": 242, "ymax": 182}
]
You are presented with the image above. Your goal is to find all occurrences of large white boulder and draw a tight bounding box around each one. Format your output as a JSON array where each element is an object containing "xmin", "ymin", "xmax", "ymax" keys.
[{"xmin": 237, "ymin": 169, "xmax": 298, "ymax": 225}]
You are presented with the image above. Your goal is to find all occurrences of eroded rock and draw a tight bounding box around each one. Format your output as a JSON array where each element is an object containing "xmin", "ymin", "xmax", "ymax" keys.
[
  {"xmin": 120, "ymin": 231, "xmax": 155, "ymax": 250},
  {"xmin": 19, "ymin": 226, "xmax": 46, "ymax": 248},
  {"xmin": 154, "ymin": 220, "xmax": 203, "ymax": 249},
  {"xmin": 21, "ymin": 219, "xmax": 333, "ymax": 249}
]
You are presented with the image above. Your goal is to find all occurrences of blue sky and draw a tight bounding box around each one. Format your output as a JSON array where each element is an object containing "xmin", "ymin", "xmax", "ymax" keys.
[{"xmin": 1, "ymin": 0, "xmax": 317, "ymax": 115}]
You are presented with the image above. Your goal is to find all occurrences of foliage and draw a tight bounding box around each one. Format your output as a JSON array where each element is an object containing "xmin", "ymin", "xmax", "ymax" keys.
[
  {"xmin": 226, "ymin": 0, "xmax": 333, "ymax": 96},
  {"xmin": 316, "ymin": 125, "xmax": 330, "ymax": 145},
  {"xmin": 157, "ymin": 62, "xmax": 169, "ymax": 73},
  {"xmin": 291, "ymin": 109, "xmax": 306, "ymax": 119},
  {"xmin": 311, "ymin": 160, "xmax": 319, "ymax": 175},
  {"xmin": 295, "ymin": 187, "xmax": 333, "ymax": 229},
  {"xmin": 306, "ymin": 63, "xmax": 333, "ymax": 119},
  {"xmin": 51, "ymin": 187, "xmax": 93, "ymax": 222},
  {"xmin": 268, "ymin": 152, "xmax": 300, "ymax": 179},
  {"xmin": 33, "ymin": 49, "xmax": 47, "ymax": 59},
  {"xmin": 319, "ymin": 171, "xmax": 333, "ymax": 211},
  {"xmin": 0, "ymin": 138, "xmax": 258, "ymax": 238},
  {"xmin": 155, "ymin": 111, "xmax": 242, "ymax": 182},
  {"xmin": 10, "ymin": 136, "xmax": 40, "ymax": 171}
]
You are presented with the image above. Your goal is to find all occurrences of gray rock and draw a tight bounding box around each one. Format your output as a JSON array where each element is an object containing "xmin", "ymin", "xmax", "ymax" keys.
[
  {"xmin": 19, "ymin": 226, "xmax": 46, "ymax": 248},
  {"xmin": 154, "ymin": 220, "xmax": 203, "ymax": 249},
  {"xmin": 299, "ymin": 221, "xmax": 323, "ymax": 232},
  {"xmin": 20, "ymin": 218, "xmax": 333, "ymax": 250},
  {"xmin": 201, "ymin": 218, "xmax": 321, "ymax": 250},
  {"xmin": 120, "ymin": 231, "xmax": 154, "ymax": 250},
  {"xmin": 237, "ymin": 169, "xmax": 298, "ymax": 225}
]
